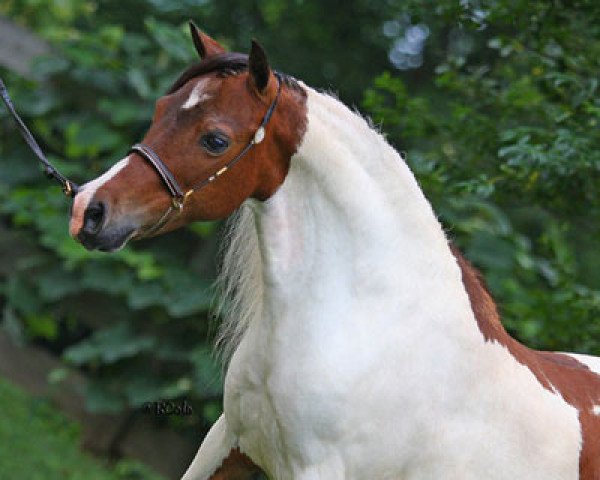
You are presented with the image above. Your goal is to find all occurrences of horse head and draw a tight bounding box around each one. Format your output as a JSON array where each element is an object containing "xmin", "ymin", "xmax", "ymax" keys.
[{"xmin": 69, "ymin": 23, "xmax": 306, "ymax": 251}]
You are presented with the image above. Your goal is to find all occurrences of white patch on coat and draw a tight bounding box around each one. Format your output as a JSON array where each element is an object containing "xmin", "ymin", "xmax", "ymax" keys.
[
  {"xmin": 593, "ymin": 405, "xmax": 600, "ymax": 416},
  {"xmin": 182, "ymin": 78, "xmax": 213, "ymax": 110},
  {"xmin": 191, "ymin": 86, "xmax": 583, "ymax": 479}
]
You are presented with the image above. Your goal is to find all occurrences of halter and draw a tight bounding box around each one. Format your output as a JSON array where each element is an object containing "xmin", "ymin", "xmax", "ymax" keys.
[
  {"xmin": 129, "ymin": 72, "xmax": 283, "ymax": 237},
  {"xmin": 0, "ymin": 71, "xmax": 282, "ymax": 238},
  {"xmin": 0, "ymin": 78, "xmax": 78, "ymax": 197}
]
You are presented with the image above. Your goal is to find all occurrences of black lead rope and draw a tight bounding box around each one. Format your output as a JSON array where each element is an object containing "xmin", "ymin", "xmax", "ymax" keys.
[{"xmin": 0, "ymin": 78, "xmax": 78, "ymax": 198}]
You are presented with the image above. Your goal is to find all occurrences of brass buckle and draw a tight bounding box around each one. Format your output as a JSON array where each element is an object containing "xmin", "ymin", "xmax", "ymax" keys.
[
  {"xmin": 172, "ymin": 189, "xmax": 194, "ymax": 211},
  {"xmin": 62, "ymin": 181, "xmax": 73, "ymax": 198}
]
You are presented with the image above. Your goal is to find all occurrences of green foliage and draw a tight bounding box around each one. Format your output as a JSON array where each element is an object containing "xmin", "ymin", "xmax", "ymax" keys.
[
  {"xmin": 1, "ymin": 0, "xmax": 420, "ymax": 432},
  {"xmin": 0, "ymin": 1, "xmax": 222, "ymax": 429},
  {"xmin": 1, "ymin": 0, "xmax": 407, "ymax": 434},
  {"xmin": 0, "ymin": 377, "xmax": 164, "ymax": 479},
  {"xmin": 364, "ymin": 0, "xmax": 600, "ymax": 353},
  {"xmin": 1, "ymin": 0, "xmax": 599, "ymax": 454}
]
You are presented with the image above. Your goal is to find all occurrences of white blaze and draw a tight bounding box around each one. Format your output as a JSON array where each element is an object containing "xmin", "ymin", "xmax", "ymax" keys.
[{"xmin": 69, "ymin": 157, "xmax": 129, "ymax": 237}]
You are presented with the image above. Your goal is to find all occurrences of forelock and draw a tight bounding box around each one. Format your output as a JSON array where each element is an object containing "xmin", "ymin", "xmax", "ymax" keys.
[
  {"xmin": 168, "ymin": 52, "xmax": 304, "ymax": 96},
  {"xmin": 168, "ymin": 52, "xmax": 249, "ymax": 94}
]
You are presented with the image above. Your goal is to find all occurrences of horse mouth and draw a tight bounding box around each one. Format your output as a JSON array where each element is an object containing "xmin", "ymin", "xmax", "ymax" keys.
[{"xmin": 79, "ymin": 226, "xmax": 137, "ymax": 252}]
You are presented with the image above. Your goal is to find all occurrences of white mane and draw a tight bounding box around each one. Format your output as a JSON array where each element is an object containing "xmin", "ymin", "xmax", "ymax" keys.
[
  {"xmin": 214, "ymin": 203, "xmax": 263, "ymax": 365},
  {"xmin": 213, "ymin": 86, "xmax": 423, "ymax": 365}
]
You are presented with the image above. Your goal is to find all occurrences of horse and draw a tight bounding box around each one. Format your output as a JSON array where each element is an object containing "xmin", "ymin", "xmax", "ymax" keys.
[{"xmin": 68, "ymin": 23, "xmax": 600, "ymax": 480}]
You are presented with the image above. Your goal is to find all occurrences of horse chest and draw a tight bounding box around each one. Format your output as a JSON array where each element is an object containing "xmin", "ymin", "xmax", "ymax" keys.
[
  {"xmin": 222, "ymin": 311, "xmax": 466, "ymax": 477},
  {"xmin": 222, "ymin": 313, "xmax": 583, "ymax": 479},
  {"xmin": 223, "ymin": 309, "xmax": 423, "ymax": 475}
]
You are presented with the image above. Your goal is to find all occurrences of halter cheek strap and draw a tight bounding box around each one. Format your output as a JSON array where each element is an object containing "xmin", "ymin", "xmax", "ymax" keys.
[{"xmin": 129, "ymin": 72, "xmax": 282, "ymax": 237}]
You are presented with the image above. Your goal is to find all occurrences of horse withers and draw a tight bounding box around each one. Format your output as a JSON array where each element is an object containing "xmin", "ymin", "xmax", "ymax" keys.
[{"xmin": 69, "ymin": 23, "xmax": 600, "ymax": 480}]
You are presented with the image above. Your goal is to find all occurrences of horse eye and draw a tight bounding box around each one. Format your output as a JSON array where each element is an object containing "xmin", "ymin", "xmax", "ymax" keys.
[{"xmin": 200, "ymin": 132, "xmax": 230, "ymax": 155}]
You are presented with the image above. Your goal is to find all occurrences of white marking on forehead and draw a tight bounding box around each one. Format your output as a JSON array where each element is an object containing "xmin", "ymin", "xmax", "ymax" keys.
[
  {"xmin": 182, "ymin": 78, "xmax": 213, "ymax": 110},
  {"xmin": 593, "ymin": 405, "xmax": 600, "ymax": 416}
]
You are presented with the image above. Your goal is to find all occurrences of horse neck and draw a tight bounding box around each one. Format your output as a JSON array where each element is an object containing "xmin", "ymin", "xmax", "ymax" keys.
[{"xmin": 249, "ymin": 87, "xmax": 479, "ymax": 341}]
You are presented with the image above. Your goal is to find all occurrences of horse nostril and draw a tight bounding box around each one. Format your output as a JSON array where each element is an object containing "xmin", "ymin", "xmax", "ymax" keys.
[{"xmin": 83, "ymin": 200, "xmax": 106, "ymax": 235}]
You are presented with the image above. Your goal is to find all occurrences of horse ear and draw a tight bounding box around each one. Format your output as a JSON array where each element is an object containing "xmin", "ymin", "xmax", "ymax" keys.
[
  {"xmin": 189, "ymin": 21, "xmax": 226, "ymax": 58},
  {"xmin": 248, "ymin": 40, "xmax": 271, "ymax": 94}
]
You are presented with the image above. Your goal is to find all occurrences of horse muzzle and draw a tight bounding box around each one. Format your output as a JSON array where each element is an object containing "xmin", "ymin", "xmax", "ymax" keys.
[{"xmin": 70, "ymin": 195, "xmax": 136, "ymax": 252}]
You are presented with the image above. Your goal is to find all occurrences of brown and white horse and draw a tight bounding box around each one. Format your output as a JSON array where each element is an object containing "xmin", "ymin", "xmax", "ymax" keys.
[{"xmin": 69, "ymin": 24, "xmax": 600, "ymax": 480}]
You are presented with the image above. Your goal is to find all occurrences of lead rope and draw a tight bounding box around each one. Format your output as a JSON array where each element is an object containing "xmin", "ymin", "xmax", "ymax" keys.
[{"xmin": 0, "ymin": 78, "xmax": 78, "ymax": 198}]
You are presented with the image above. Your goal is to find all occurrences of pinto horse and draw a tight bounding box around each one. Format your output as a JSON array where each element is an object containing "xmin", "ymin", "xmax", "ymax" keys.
[{"xmin": 69, "ymin": 24, "xmax": 600, "ymax": 480}]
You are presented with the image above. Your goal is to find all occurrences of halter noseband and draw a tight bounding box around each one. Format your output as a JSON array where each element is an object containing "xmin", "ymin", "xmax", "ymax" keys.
[{"xmin": 128, "ymin": 72, "xmax": 283, "ymax": 237}]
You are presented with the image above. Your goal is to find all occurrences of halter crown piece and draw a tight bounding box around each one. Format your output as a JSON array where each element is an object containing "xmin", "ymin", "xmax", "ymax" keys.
[
  {"xmin": 0, "ymin": 78, "xmax": 79, "ymax": 198},
  {"xmin": 128, "ymin": 72, "xmax": 283, "ymax": 236}
]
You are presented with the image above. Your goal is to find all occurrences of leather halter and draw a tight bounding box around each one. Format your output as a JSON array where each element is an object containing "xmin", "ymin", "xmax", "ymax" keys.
[{"xmin": 128, "ymin": 73, "xmax": 282, "ymax": 237}]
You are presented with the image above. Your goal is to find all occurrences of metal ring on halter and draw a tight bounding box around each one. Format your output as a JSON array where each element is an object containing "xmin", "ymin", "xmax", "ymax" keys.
[
  {"xmin": 172, "ymin": 190, "xmax": 194, "ymax": 211},
  {"xmin": 129, "ymin": 73, "xmax": 283, "ymax": 236}
]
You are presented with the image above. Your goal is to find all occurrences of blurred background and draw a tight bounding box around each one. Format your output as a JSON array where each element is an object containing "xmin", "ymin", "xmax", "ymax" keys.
[{"xmin": 0, "ymin": 0, "xmax": 599, "ymax": 478}]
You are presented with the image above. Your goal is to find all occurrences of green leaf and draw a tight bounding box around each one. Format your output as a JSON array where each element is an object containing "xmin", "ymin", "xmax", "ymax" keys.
[
  {"xmin": 85, "ymin": 381, "xmax": 124, "ymax": 414},
  {"xmin": 37, "ymin": 268, "xmax": 82, "ymax": 301},
  {"xmin": 25, "ymin": 314, "xmax": 58, "ymax": 340},
  {"xmin": 64, "ymin": 322, "xmax": 156, "ymax": 365}
]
